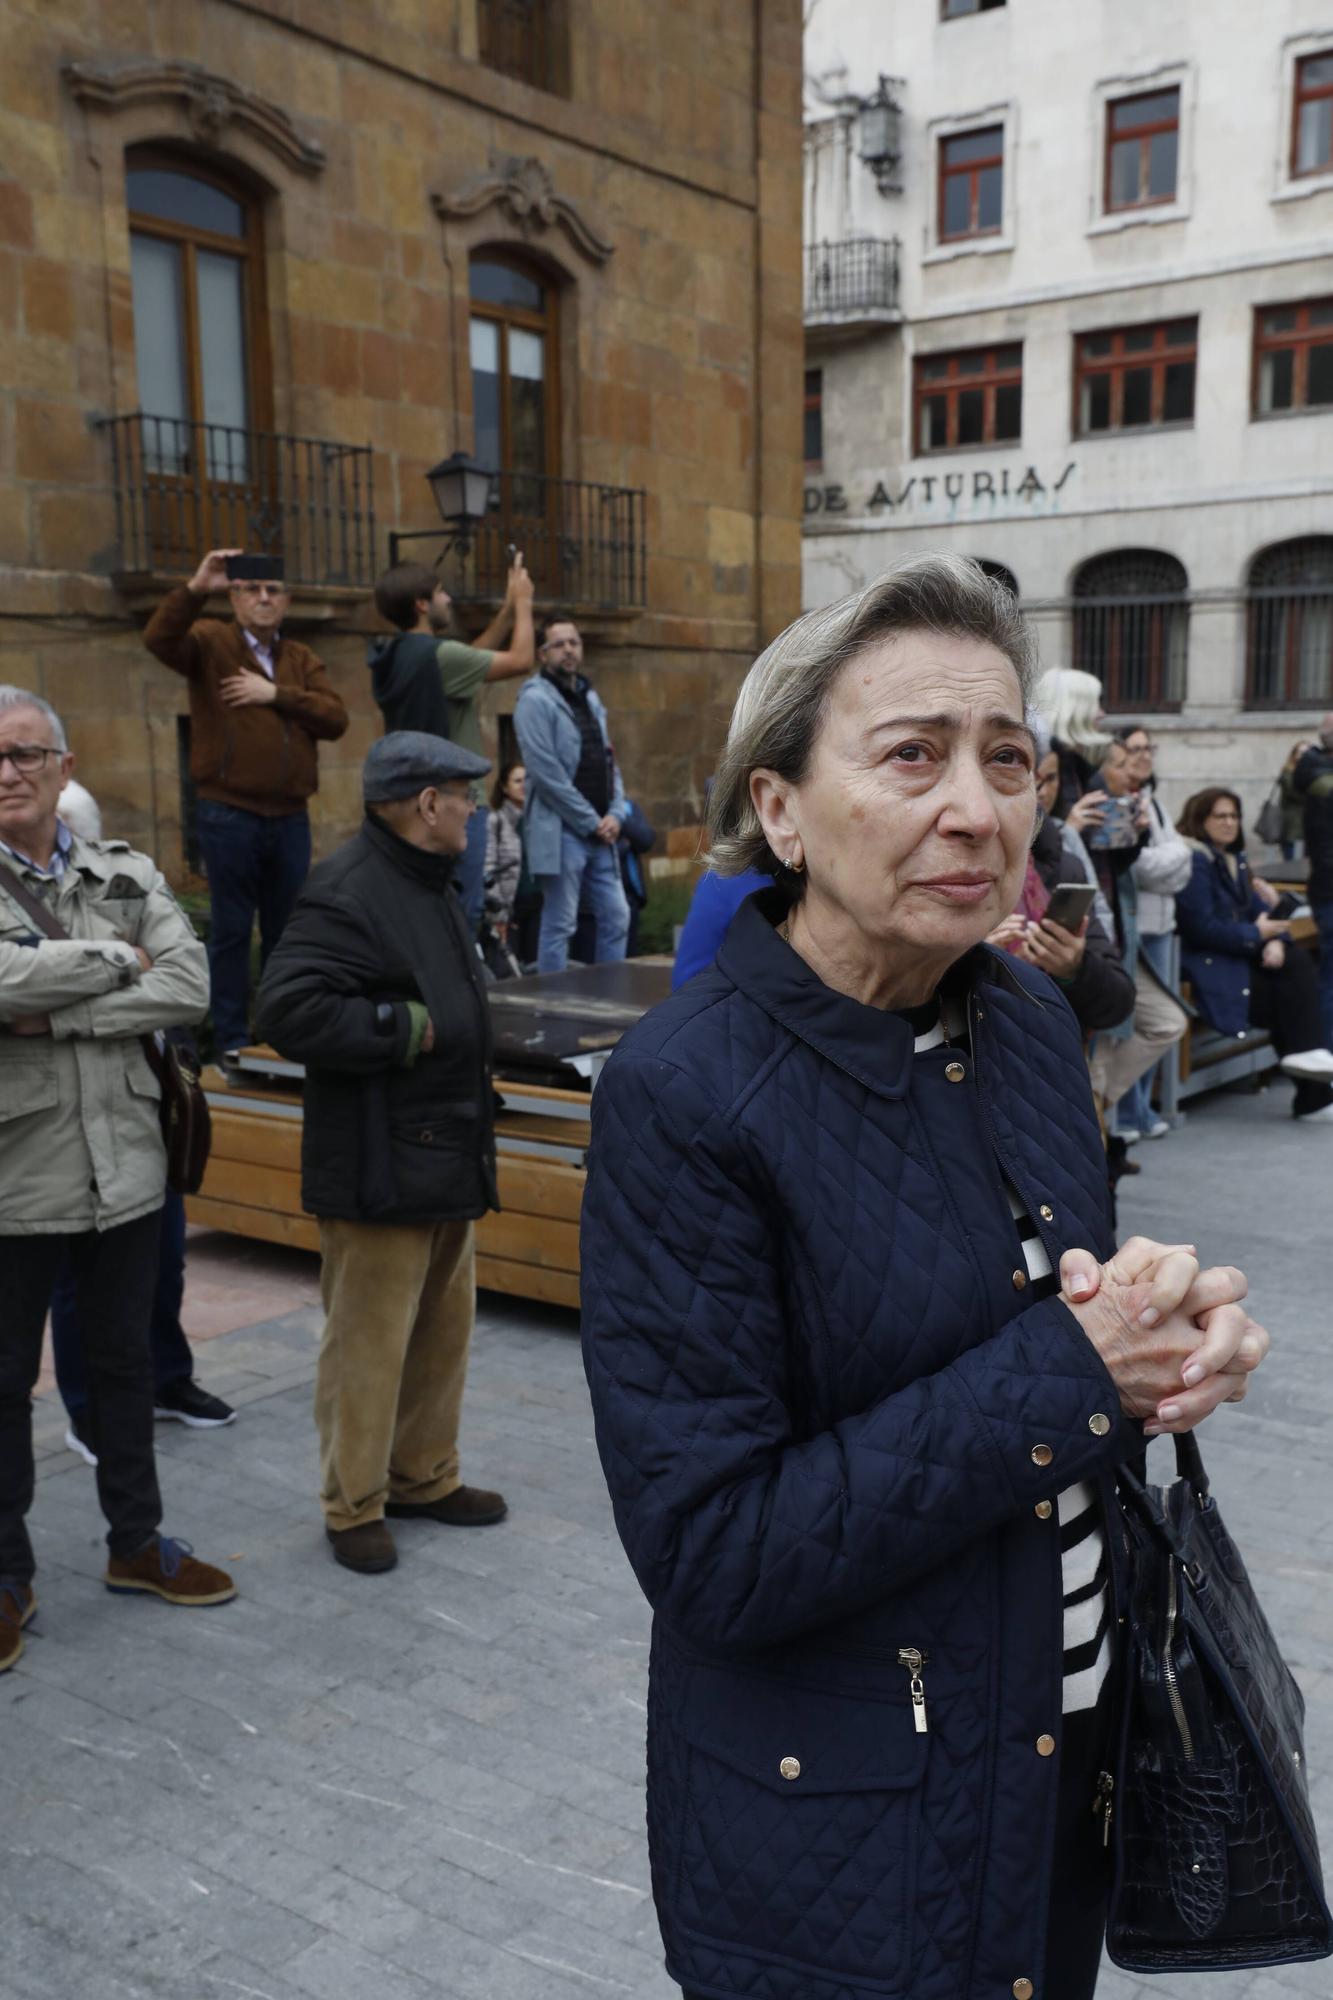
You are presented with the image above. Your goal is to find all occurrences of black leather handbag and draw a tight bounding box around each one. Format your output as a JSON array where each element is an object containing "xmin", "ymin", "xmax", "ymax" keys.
[{"xmin": 1107, "ymin": 1432, "xmax": 1332, "ymax": 1972}]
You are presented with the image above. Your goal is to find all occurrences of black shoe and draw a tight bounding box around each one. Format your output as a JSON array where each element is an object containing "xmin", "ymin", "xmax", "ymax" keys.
[
  {"xmin": 326, "ymin": 1521, "xmax": 398, "ymax": 1573},
  {"xmin": 386, "ymin": 1486, "xmax": 508, "ymax": 1527},
  {"xmin": 154, "ymin": 1379, "xmax": 237, "ymax": 1428}
]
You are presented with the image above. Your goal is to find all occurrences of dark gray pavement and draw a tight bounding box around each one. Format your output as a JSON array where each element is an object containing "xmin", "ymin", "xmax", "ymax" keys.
[{"xmin": 3, "ymin": 1075, "xmax": 1331, "ymax": 2000}]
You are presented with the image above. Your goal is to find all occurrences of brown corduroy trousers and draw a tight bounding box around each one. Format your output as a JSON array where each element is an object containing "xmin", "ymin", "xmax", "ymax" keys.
[{"xmin": 315, "ymin": 1217, "xmax": 475, "ymax": 1532}]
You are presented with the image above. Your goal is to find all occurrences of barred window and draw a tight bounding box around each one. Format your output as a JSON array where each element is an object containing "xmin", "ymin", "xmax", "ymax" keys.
[
  {"xmin": 1245, "ymin": 538, "xmax": 1333, "ymax": 709},
  {"xmin": 1073, "ymin": 550, "xmax": 1188, "ymax": 712},
  {"xmin": 974, "ymin": 559, "xmax": 1019, "ymax": 598}
]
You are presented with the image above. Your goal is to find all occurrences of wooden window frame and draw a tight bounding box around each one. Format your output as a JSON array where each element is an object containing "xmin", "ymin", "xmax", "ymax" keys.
[
  {"xmin": 1252, "ymin": 297, "xmax": 1333, "ymax": 418},
  {"xmin": 1103, "ymin": 88, "xmax": 1180, "ymax": 213},
  {"xmin": 126, "ymin": 147, "xmax": 272, "ymax": 437},
  {"xmin": 913, "ymin": 343, "xmax": 1022, "ymax": 455},
  {"xmin": 476, "ymin": 0, "xmax": 570, "ymax": 98},
  {"xmin": 804, "ymin": 367, "xmax": 824, "ymax": 468},
  {"xmin": 1072, "ymin": 318, "xmax": 1197, "ymax": 437},
  {"xmin": 469, "ymin": 251, "xmax": 562, "ymax": 482},
  {"xmin": 937, "ymin": 126, "xmax": 1005, "ymax": 243},
  {"xmin": 1292, "ymin": 51, "xmax": 1333, "ymax": 178}
]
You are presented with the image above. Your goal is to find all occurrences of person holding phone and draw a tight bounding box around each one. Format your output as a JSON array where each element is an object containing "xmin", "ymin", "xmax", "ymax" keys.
[{"xmin": 143, "ymin": 550, "xmax": 349, "ymax": 1059}]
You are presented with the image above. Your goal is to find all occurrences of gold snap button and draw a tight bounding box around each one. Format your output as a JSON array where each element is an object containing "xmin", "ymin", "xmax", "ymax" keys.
[
  {"xmin": 1011, "ymin": 1269, "xmax": 1027, "ymax": 1290},
  {"xmin": 1013, "ymin": 1981, "xmax": 1034, "ymax": 2000},
  {"xmin": 779, "ymin": 1756, "xmax": 800, "ymax": 1781},
  {"xmin": 1030, "ymin": 1444, "xmax": 1053, "ymax": 1467},
  {"xmin": 1034, "ymin": 1500, "xmax": 1053, "ymax": 1520},
  {"xmin": 944, "ymin": 1060, "xmax": 966, "ymax": 1083},
  {"xmin": 1088, "ymin": 1412, "xmax": 1111, "ymax": 1436},
  {"xmin": 1036, "ymin": 1734, "xmax": 1056, "ymax": 1757},
  {"xmin": 1039, "ymin": 1204, "xmax": 1054, "ymax": 1221}
]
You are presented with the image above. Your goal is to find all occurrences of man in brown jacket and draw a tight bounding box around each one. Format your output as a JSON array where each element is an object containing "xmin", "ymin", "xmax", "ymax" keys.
[{"xmin": 144, "ymin": 548, "xmax": 349, "ymax": 1057}]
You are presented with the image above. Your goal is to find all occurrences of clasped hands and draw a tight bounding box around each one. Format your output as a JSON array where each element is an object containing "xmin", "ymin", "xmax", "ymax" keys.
[{"xmin": 1058, "ymin": 1235, "xmax": 1269, "ymax": 1437}]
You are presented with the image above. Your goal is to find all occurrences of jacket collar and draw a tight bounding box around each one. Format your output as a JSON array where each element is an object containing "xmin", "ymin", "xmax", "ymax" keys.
[
  {"xmin": 715, "ymin": 887, "xmax": 1042, "ymax": 1101},
  {"xmin": 362, "ymin": 811, "xmax": 459, "ymax": 890}
]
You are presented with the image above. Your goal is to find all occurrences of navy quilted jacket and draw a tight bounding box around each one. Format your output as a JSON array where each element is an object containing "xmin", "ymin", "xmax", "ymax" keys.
[{"xmin": 581, "ymin": 892, "xmax": 1133, "ymax": 2000}]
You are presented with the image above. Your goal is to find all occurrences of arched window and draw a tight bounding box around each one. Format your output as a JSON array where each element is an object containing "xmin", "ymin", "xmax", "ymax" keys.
[
  {"xmin": 974, "ymin": 558, "xmax": 1019, "ymax": 598},
  {"xmin": 1246, "ymin": 537, "xmax": 1333, "ymax": 708},
  {"xmin": 126, "ymin": 150, "xmax": 268, "ymax": 479},
  {"xmin": 1072, "ymin": 550, "xmax": 1188, "ymax": 712}
]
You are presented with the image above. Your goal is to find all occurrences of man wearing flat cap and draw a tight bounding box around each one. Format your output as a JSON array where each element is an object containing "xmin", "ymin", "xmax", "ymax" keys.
[
  {"xmin": 144, "ymin": 548, "xmax": 350, "ymax": 1059},
  {"xmin": 255, "ymin": 732, "xmax": 506, "ymax": 1573}
]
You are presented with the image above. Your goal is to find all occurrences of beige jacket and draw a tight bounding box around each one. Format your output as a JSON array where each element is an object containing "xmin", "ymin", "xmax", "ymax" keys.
[{"xmin": 0, "ymin": 835, "xmax": 210, "ymax": 1234}]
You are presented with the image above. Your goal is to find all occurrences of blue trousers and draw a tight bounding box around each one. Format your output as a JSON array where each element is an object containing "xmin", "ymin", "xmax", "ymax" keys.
[
  {"xmin": 536, "ymin": 828, "xmax": 629, "ymax": 974},
  {"xmin": 1112, "ymin": 930, "xmax": 1175, "ymax": 1133},
  {"xmin": 195, "ymin": 800, "xmax": 311, "ymax": 1054},
  {"xmin": 456, "ymin": 804, "xmax": 488, "ymax": 936},
  {"xmin": 1315, "ymin": 899, "xmax": 1333, "ymax": 1051},
  {"xmin": 50, "ymin": 1189, "xmax": 192, "ymax": 1423}
]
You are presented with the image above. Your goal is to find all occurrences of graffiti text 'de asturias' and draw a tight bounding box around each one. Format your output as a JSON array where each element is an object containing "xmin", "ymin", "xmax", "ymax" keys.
[{"xmin": 804, "ymin": 463, "xmax": 1078, "ymax": 516}]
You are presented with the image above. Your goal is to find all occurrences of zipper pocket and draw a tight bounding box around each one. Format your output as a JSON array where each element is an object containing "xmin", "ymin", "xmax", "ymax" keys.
[
  {"xmin": 896, "ymin": 1647, "xmax": 929, "ymax": 1733},
  {"xmin": 1091, "ymin": 1769, "xmax": 1115, "ymax": 1847},
  {"xmin": 1163, "ymin": 1562, "xmax": 1195, "ymax": 1761}
]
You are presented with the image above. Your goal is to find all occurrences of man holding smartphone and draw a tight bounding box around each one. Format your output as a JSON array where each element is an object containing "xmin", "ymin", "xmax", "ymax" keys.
[{"xmin": 144, "ymin": 550, "xmax": 349, "ymax": 1059}]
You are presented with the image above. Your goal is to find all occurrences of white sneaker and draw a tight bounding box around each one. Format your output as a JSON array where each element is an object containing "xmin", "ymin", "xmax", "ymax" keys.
[
  {"xmin": 1142, "ymin": 1118, "xmax": 1171, "ymax": 1139},
  {"xmin": 64, "ymin": 1422, "xmax": 97, "ymax": 1467},
  {"xmin": 1280, "ymin": 1049, "xmax": 1333, "ymax": 1080},
  {"xmin": 1116, "ymin": 1127, "xmax": 1141, "ymax": 1144},
  {"xmin": 1294, "ymin": 1103, "xmax": 1333, "ymax": 1124}
]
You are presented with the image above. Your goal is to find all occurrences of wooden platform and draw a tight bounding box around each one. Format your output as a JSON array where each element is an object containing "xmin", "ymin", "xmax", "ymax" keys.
[{"xmin": 187, "ymin": 1067, "xmax": 591, "ymax": 1311}]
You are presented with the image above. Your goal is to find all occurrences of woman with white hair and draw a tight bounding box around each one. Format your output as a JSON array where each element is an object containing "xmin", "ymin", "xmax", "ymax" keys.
[
  {"xmin": 580, "ymin": 557, "xmax": 1268, "ymax": 2000},
  {"xmin": 1034, "ymin": 665, "xmax": 1111, "ymax": 817}
]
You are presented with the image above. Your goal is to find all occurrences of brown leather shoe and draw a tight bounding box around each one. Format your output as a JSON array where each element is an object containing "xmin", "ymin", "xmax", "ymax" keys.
[
  {"xmin": 325, "ymin": 1520, "xmax": 398, "ymax": 1573},
  {"xmin": 0, "ymin": 1580, "xmax": 36, "ymax": 1672},
  {"xmin": 385, "ymin": 1486, "xmax": 508, "ymax": 1527},
  {"xmin": 105, "ymin": 1535, "xmax": 236, "ymax": 1606}
]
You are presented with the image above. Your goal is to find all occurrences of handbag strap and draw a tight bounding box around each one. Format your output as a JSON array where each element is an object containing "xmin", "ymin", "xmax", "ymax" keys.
[
  {"xmin": 1118, "ymin": 1430, "xmax": 1213, "ymax": 1562},
  {"xmin": 0, "ymin": 856, "xmax": 69, "ymax": 941}
]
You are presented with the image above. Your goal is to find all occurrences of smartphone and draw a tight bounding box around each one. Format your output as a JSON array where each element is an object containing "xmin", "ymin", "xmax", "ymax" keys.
[
  {"xmin": 1044, "ymin": 882, "xmax": 1097, "ymax": 930},
  {"xmin": 1085, "ymin": 796, "xmax": 1139, "ymax": 850}
]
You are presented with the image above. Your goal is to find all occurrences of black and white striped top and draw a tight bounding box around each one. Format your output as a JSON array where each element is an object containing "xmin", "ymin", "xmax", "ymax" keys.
[{"xmin": 908, "ymin": 998, "xmax": 1112, "ymax": 1716}]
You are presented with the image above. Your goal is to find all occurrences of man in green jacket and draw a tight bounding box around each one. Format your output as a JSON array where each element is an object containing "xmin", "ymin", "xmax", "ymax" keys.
[{"xmin": 0, "ymin": 686, "xmax": 236, "ymax": 1673}]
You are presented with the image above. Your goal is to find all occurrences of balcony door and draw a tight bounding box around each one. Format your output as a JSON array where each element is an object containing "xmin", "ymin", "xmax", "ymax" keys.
[
  {"xmin": 126, "ymin": 150, "xmax": 271, "ymax": 568},
  {"xmin": 469, "ymin": 253, "xmax": 562, "ymax": 595}
]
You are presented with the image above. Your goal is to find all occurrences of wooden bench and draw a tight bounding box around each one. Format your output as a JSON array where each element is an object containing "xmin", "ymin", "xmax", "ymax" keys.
[{"xmin": 1156, "ymin": 916, "xmax": 1319, "ymax": 1114}]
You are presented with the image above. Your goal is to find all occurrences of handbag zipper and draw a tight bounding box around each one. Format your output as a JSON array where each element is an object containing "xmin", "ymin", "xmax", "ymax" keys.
[
  {"xmin": 1091, "ymin": 1769, "xmax": 1114, "ymax": 1847},
  {"xmin": 1163, "ymin": 1561, "xmax": 1195, "ymax": 1761},
  {"xmin": 897, "ymin": 1647, "xmax": 929, "ymax": 1732}
]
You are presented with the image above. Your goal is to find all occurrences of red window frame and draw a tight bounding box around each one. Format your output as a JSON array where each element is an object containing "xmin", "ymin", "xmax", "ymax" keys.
[
  {"xmin": 913, "ymin": 344, "xmax": 1022, "ymax": 454},
  {"xmin": 1252, "ymin": 297, "xmax": 1333, "ymax": 416},
  {"xmin": 937, "ymin": 126, "xmax": 1004, "ymax": 243},
  {"xmin": 804, "ymin": 367, "xmax": 824, "ymax": 467},
  {"xmin": 1292, "ymin": 52, "xmax": 1333, "ymax": 178},
  {"xmin": 1103, "ymin": 88, "xmax": 1180, "ymax": 212},
  {"xmin": 1072, "ymin": 319, "xmax": 1197, "ymax": 436}
]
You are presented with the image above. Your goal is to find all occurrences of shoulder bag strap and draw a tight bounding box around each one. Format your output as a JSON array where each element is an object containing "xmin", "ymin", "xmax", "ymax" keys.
[{"xmin": 0, "ymin": 857, "xmax": 69, "ymax": 940}]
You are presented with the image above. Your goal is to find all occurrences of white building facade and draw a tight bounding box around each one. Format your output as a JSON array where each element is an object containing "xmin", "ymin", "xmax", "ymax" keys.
[{"xmin": 802, "ymin": 0, "xmax": 1333, "ymax": 820}]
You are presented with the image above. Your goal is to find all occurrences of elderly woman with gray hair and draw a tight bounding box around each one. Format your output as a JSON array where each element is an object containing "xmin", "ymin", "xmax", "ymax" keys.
[{"xmin": 580, "ymin": 557, "xmax": 1269, "ymax": 2000}]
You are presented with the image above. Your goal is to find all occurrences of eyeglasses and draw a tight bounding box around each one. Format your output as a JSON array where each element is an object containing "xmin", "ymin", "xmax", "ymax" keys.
[
  {"xmin": 234, "ymin": 584, "xmax": 286, "ymax": 600},
  {"xmin": 0, "ymin": 744, "xmax": 60, "ymax": 774}
]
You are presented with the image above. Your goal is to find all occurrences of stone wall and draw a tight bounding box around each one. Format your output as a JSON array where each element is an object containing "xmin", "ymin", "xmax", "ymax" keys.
[{"xmin": 0, "ymin": 0, "xmax": 804, "ymax": 874}]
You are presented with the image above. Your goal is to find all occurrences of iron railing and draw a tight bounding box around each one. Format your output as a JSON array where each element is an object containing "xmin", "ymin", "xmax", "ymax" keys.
[
  {"xmin": 1072, "ymin": 593, "xmax": 1190, "ymax": 711},
  {"xmin": 397, "ymin": 470, "xmax": 646, "ymax": 612},
  {"xmin": 97, "ymin": 413, "xmax": 376, "ymax": 588},
  {"xmin": 804, "ymin": 237, "xmax": 901, "ymax": 320},
  {"xmin": 1245, "ymin": 585, "xmax": 1333, "ymax": 708}
]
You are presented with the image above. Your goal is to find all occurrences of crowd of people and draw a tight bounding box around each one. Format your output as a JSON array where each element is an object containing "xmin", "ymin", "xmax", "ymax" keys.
[{"xmin": 0, "ymin": 539, "xmax": 661, "ymax": 1653}]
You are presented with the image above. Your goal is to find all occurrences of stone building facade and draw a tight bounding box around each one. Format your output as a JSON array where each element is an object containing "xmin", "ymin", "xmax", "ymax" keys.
[
  {"xmin": 2, "ymin": 0, "xmax": 802, "ymax": 873},
  {"xmin": 802, "ymin": 0, "xmax": 1333, "ymax": 824}
]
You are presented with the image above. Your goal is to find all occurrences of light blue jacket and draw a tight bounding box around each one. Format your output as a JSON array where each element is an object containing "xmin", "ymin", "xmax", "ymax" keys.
[{"xmin": 513, "ymin": 671, "xmax": 628, "ymax": 877}]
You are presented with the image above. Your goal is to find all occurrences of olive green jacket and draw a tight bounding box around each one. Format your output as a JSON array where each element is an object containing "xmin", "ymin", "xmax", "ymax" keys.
[{"xmin": 0, "ymin": 835, "xmax": 209, "ymax": 1234}]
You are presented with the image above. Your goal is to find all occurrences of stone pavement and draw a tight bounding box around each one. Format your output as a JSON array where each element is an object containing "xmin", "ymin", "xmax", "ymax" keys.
[{"xmin": 3, "ymin": 1077, "xmax": 1331, "ymax": 2000}]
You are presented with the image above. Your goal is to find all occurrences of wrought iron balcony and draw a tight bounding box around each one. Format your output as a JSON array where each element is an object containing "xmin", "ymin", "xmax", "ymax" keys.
[
  {"xmin": 406, "ymin": 470, "xmax": 647, "ymax": 614},
  {"xmin": 804, "ymin": 237, "xmax": 902, "ymax": 335},
  {"xmin": 97, "ymin": 413, "xmax": 376, "ymax": 589}
]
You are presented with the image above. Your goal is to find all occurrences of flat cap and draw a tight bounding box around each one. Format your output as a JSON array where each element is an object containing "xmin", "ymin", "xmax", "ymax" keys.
[{"xmin": 363, "ymin": 730, "xmax": 491, "ymax": 803}]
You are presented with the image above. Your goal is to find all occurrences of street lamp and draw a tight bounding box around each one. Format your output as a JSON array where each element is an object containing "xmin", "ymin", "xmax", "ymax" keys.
[
  {"xmin": 388, "ymin": 451, "xmax": 494, "ymax": 568},
  {"xmin": 857, "ymin": 75, "xmax": 904, "ymax": 195}
]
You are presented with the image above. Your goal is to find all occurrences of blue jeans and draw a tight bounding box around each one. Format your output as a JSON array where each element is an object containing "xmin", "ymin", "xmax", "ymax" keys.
[
  {"xmin": 195, "ymin": 800, "xmax": 311, "ymax": 1053},
  {"xmin": 536, "ymin": 828, "xmax": 630, "ymax": 973},
  {"xmin": 1112, "ymin": 930, "xmax": 1175, "ymax": 1133},
  {"xmin": 1314, "ymin": 899, "xmax": 1333, "ymax": 1049},
  {"xmin": 50, "ymin": 1189, "xmax": 192, "ymax": 1424},
  {"xmin": 456, "ymin": 804, "xmax": 488, "ymax": 936}
]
